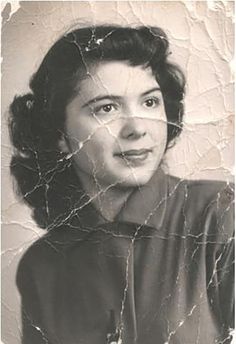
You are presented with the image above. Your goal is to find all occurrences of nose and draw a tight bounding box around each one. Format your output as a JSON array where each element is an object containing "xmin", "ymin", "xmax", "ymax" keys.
[{"xmin": 119, "ymin": 117, "xmax": 146, "ymax": 140}]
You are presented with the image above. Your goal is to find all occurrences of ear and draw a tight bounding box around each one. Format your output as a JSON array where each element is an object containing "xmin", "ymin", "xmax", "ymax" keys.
[{"xmin": 58, "ymin": 135, "xmax": 70, "ymax": 153}]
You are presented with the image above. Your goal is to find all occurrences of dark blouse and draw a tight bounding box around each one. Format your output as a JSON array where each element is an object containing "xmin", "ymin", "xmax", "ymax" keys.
[{"xmin": 16, "ymin": 170, "xmax": 234, "ymax": 344}]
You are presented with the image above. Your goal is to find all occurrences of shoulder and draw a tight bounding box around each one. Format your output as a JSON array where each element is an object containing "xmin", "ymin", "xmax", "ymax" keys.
[
  {"xmin": 186, "ymin": 178, "xmax": 234, "ymax": 202},
  {"xmin": 168, "ymin": 174, "xmax": 233, "ymax": 200},
  {"xmin": 16, "ymin": 226, "xmax": 91, "ymax": 291},
  {"xmin": 167, "ymin": 174, "xmax": 234, "ymax": 239},
  {"xmin": 185, "ymin": 179, "xmax": 234, "ymax": 223},
  {"xmin": 168, "ymin": 174, "xmax": 234, "ymax": 209}
]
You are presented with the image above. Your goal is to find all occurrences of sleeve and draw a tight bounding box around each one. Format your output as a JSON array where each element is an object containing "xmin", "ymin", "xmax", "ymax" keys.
[
  {"xmin": 16, "ymin": 255, "xmax": 49, "ymax": 344},
  {"xmin": 217, "ymin": 184, "xmax": 234, "ymax": 330},
  {"xmin": 216, "ymin": 236, "xmax": 234, "ymax": 329},
  {"xmin": 207, "ymin": 184, "xmax": 235, "ymax": 336}
]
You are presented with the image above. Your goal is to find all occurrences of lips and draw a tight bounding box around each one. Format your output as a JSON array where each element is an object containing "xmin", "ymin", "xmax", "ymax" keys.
[
  {"xmin": 116, "ymin": 149, "xmax": 152, "ymax": 156},
  {"xmin": 114, "ymin": 148, "xmax": 152, "ymax": 164}
]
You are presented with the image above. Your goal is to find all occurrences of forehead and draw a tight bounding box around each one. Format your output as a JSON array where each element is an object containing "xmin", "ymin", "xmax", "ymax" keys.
[{"xmin": 78, "ymin": 61, "xmax": 159, "ymax": 97}]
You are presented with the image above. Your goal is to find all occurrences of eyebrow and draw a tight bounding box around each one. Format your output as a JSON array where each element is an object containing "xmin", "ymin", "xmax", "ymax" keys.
[{"xmin": 81, "ymin": 87, "xmax": 161, "ymax": 108}]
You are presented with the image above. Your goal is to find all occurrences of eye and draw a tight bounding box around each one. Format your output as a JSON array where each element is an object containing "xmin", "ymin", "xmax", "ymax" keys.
[
  {"xmin": 143, "ymin": 97, "xmax": 160, "ymax": 108},
  {"xmin": 93, "ymin": 103, "xmax": 118, "ymax": 115},
  {"xmin": 101, "ymin": 104, "xmax": 115, "ymax": 113}
]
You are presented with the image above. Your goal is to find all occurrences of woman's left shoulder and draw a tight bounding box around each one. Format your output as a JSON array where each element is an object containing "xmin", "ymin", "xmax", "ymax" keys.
[
  {"xmin": 186, "ymin": 178, "xmax": 234, "ymax": 215},
  {"xmin": 186, "ymin": 177, "xmax": 234, "ymax": 196},
  {"xmin": 167, "ymin": 174, "xmax": 234, "ymax": 239},
  {"xmin": 168, "ymin": 174, "xmax": 234, "ymax": 201},
  {"xmin": 169, "ymin": 174, "xmax": 234, "ymax": 208}
]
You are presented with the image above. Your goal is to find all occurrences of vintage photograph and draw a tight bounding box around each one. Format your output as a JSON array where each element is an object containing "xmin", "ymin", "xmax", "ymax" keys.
[{"xmin": 2, "ymin": 2, "xmax": 234, "ymax": 344}]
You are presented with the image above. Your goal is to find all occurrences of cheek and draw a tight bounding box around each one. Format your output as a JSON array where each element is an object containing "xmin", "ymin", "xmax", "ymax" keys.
[
  {"xmin": 65, "ymin": 118, "xmax": 99, "ymax": 151},
  {"xmin": 75, "ymin": 126, "xmax": 114, "ymax": 161},
  {"xmin": 149, "ymin": 120, "xmax": 167, "ymax": 145}
]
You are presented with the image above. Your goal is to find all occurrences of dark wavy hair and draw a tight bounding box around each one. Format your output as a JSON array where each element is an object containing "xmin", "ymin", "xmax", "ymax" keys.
[{"xmin": 9, "ymin": 25, "xmax": 185, "ymax": 230}]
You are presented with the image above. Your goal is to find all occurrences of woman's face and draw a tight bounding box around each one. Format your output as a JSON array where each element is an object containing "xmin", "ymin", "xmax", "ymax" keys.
[{"xmin": 63, "ymin": 61, "xmax": 167, "ymax": 189}]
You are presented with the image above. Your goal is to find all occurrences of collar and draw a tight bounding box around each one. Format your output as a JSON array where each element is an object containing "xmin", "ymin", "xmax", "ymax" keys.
[
  {"xmin": 115, "ymin": 168, "xmax": 168, "ymax": 230},
  {"xmin": 70, "ymin": 168, "xmax": 171, "ymax": 232}
]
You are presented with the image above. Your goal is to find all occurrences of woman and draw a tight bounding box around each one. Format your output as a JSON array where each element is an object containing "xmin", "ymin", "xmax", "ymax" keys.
[{"xmin": 9, "ymin": 25, "xmax": 234, "ymax": 344}]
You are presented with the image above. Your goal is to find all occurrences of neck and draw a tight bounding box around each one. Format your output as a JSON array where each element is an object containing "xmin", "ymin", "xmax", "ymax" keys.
[{"xmin": 76, "ymin": 171, "xmax": 133, "ymax": 221}]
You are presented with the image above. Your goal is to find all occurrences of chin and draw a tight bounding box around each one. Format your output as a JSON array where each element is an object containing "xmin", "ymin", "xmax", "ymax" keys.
[{"xmin": 115, "ymin": 172, "xmax": 154, "ymax": 189}]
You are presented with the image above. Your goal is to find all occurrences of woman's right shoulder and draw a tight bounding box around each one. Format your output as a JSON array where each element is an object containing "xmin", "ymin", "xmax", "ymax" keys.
[{"xmin": 16, "ymin": 226, "xmax": 91, "ymax": 289}]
